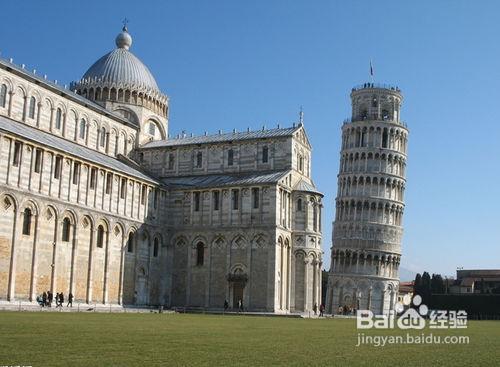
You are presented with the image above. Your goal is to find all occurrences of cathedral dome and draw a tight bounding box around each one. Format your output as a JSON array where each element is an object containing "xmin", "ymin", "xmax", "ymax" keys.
[
  {"xmin": 71, "ymin": 26, "xmax": 168, "ymax": 118},
  {"xmin": 80, "ymin": 27, "xmax": 159, "ymax": 92}
]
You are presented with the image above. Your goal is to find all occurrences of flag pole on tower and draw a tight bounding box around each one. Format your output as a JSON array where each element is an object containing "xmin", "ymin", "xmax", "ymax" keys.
[{"xmin": 370, "ymin": 59, "xmax": 374, "ymax": 84}]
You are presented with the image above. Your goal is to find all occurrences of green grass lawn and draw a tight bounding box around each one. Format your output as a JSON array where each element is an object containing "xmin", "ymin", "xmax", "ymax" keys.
[{"xmin": 0, "ymin": 312, "xmax": 498, "ymax": 367}]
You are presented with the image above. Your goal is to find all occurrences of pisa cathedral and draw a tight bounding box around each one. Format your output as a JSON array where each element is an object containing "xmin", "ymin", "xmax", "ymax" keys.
[
  {"xmin": 326, "ymin": 84, "xmax": 408, "ymax": 315},
  {"xmin": 0, "ymin": 27, "xmax": 323, "ymax": 313}
]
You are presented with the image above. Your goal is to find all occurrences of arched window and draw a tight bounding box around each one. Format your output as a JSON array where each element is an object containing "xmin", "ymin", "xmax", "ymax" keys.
[
  {"xmin": 153, "ymin": 238, "xmax": 159, "ymax": 257},
  {"xmin": 0, "ymin": 84, "xmax": 7, "ymax": 107},
  {"xmin": 96, "ymin": 225, "xmax": 105, "ymax": 248},
  {"xmin": 22, "ymin": 208, "xmax": 32, "ymax": 235},
  {"xmin": 100, "ymin": 127, "xmax": 106, "ymax": 147},
  {"xmin": 55, "ymin": 108, "xmax": 62, "ymax": 130},
  {"xmin": 28, "ymin": 96, "xmax": 36, "ymax": 119},
  {"xmin": 196, "ymin": 152, "xmax": 203, "ymax": 168},
  {"xmin": 62, "ymin": 217, "xmax": 71, "ymax": 242},
  {"xmin": 262, "ymin": 146, "xmax": 269, "ymax": 163},
  {"xmin": 79, "ymin": 119, "xmax": 86, "ymax": 139},
  {"xmin": 127, "ymin": 232, "xmax": 134, "ymax": 253},
  {"xmin": 149, "ymin": 121, "xmax": 156, "ymax": 135},
  {"xmin": 313, "ymin": 203, "xmax": 318, "ymax": 231},
  {"xmin": 227, "ymin": 149, "xmax": 234, "ymax": 166},
  {"xmin": 297, "ymin": 198, "xmax": 303, "ymax": 211},
  {"xmin": 196, "ymin": 242, "xmax": 204, "ymax": 266}
]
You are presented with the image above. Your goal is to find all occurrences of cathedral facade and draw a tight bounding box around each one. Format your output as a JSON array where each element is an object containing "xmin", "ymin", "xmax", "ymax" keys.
[
  {"xmin": 0, "ymin": 27, "xmax": 323, "ymax": 313},
  {"xmin": 326, "ymin": 84, "xmax": 408, "ymax": 315}
]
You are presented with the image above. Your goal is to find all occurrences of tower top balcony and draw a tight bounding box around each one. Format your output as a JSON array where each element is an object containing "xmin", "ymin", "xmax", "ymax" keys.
[{"xmin": 349, "ymin": 82, "xmax": 404, "ymax": 124}]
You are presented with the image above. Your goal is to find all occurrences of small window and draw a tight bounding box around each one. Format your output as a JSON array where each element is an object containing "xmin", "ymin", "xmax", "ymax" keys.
[
  {"xmin": 149, "ymin": 122, "xmax": 156, "ymax": 135},
  {"xmin": 196, "ymin": 242, "xmax": 204, "ymax": 266},
  {"xmin": 22, "ymin": 208, "xmax": 32, "ymax": 235},
  {"xmin": 54, "ymin": 156, "xmax": 62, "ymax": 179},
  {"xmin": 55, "ymin": 108, "xmax": 62, "ymax": 130},
  {"xmin": 252, "ymin": 188, "xmax": 259, "ymax": 209},
  {"xmin": 79, "ymin": 119, "xmax": 86, "ymax": 139},
  {"xmin": 62, "ymin": 218, "xmax": 71, "ymax": 242},
  {"xmin": 153, "ymin": 238, "xmax": 159, "ymax": 257},
  {"xmin": 213, "ymin": 191, "xmax": 220, "ymax": 211},
  {"xmin": 196, "ymin": 152, "xmax": 203, "ymax": 168},
  {"xmin": 141, "ymin": 185, "xmax": 147, "ymax": 205},
  {"xmin": 105, "ymin": 173, "xmax": 112, "ymax": 194},
  {"xmin": 227, "ymin": 149, "xmax": 234, "ymax": 166},
  {"xmin": 96, "ymin": 225, "xmax": 105, "ymax": 248},
  {"xmin": 127, "ymin": 232, "xmax": 134, "ymax": 253},
  {"xmin": 153, "ymin": 189, "xmax": 158, "ymax": 209},
  {"xmin": 12, "ymin": 142, "xmax": 21, "ymax": 167},
  {"xmin": 90, "ymin": 168, "xmax": 97, "ymax": 189},
  {"xmin": 28, "ymin": 96, "xmax": 36, "ymax": 119},
  {"xmin": 34, "ymin": 149, "xmax": 42, "ymax": 173},
  {"xmin": 100, "ymin": 127, "xmax": 106, "ymax": 147},
  {"xmin": 168, "ymin": 153, "xmax": 175, "ymax": 170},
  {"xmin": 299, "ymin": 156, "xmax": 304, "ymax": 172},
  {"xmin": 297, "ymin": 198, "xmax": 303, "ymax": 211},
  {"xmin": 262, "ymin": 146, "xmax": 269, "ymax": 163},
  {"xmin": 0, "ymin": 84, "xmax": 7, "ymax": 107},
  {"xmin": 120, "ymin": 178, "xmax": 127, "ymax": 199},
  {"xmin": 194, "ymin": 192, "xmax": 200, "ymax": 212},
  {"xmin": 232, "ymin": 189, "xmax": 239, "ymax": 210},
  {"xmin": 73, "ymin": 163, "xmax": 80, "ymax": 185}
]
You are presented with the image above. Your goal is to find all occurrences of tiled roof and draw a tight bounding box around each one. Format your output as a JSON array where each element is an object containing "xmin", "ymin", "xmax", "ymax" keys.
[
  {"xmin": 293, "ymin": 179, "xmax": 323, "ymax": 195},
  {"xmin": 160, "ymin": 170, "xmax": 289, "ymax": 189},
  {"xmin": 0, "ymin": 115, "xmax": 158, "ymax": 184},
  {"xmin": 141, "ymin": 126, "xmax": 301, "ymax": 148}
]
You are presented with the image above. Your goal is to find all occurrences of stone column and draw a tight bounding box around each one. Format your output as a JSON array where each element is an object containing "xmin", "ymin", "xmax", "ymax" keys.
[
  {"xmin": 303, "ymin": 258, "xmax": 309, "ymax": 311},
  {"xmin": 69, "ymin": 224, "xmax": 77, "ymax": 297},
  {"xmin": 86, "ymin": 227, "xmax": 95, "ymax": 304},
  {"xmin": 103, "ymin": 227, "xmax": 110, "ymax": 304},
  {"xmin": 118, "ymin": 232, "xmax": 125, "ymax": 305},
  {"xmin": 29, "ymin": 213, "xmax": 40, "ymax": 301}
]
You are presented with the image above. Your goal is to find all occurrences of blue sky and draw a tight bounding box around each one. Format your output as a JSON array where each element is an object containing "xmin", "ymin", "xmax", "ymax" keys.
[{"xmin": 1, "ymin": 0, "xmax": 499, "ymax": 278}]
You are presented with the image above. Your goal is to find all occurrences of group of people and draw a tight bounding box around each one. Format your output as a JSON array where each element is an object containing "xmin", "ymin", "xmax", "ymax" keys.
[
  {"xmin": 338, "ymin": 305, "xmax": 356, "ymax": 316},
  {"xmin": 36, "ymin": 291, "xmax": 74, "ymax": 308},
  {"xmin": 313, "ymin": 303, "xmax": 326, "ymax": 317},
  {"xmin": 223, "ymin": 299, "xmax": 244, "ymax": 312}
]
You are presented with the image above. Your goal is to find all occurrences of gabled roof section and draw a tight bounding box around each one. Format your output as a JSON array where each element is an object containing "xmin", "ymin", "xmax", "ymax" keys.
[
  {"xmin": 161, "ymin": 170, "xmax": 289, "ymax": 189},
  {"xmin": 141, "ymin": 125, "xmax": 301, "ymax": 149},
  {"xmin": 293, "ymin": 179, "xmax": 323, "ymax": 196},
  {"xmin": 0, "ymin": 115, "xmax": 158, "ymax": 184},
  {"xmin": 293, "ymin": 125, "xmax": 312, "ymax": 149}
]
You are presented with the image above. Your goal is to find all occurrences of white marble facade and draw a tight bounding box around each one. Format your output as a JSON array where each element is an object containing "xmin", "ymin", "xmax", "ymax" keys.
[
  {"xmin": 326, "ymin": 84, "xmax": 408, "ymax": 315},
  {"xmin": 0, "ymin": 27, "xmax": 322, "ymax": 313}
]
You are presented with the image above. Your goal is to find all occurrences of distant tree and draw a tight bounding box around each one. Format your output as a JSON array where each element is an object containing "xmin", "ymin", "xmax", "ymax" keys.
[
  {"xmin": 321, "ymin": 270, "xmax": 329, "ymax": 305},
  {"xmin": 414, "ymin": 273, "xmax": 422, "ymax": 296},
  {"xmin": 421, "ymin": 272, "xmax": 432, "ymax": 305}
]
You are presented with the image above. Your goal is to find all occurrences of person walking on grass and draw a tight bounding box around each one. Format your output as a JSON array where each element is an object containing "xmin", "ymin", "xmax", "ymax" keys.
[
  {"xmin": 67, "ymin": 292, "xmax": 73, "ymax": 307},
  {"xmin": 47, "ymin": 291, "xmax": 53, "ymax": 307},
  {"xmin": 313, "ymin": 303, "xmax": 318, "ymax": 315},
  {"xmin": 42, "ymin": 292, "xmax": 47, "ymax": 307},
  {"xmin": 319, "ymin": 303, "xmax": 325, "ymax": 317},
  {"xmin": 59, "ymin": 292, "xmax": 64, "ymax": 308},
  {"xmin": 224, "ymin": 300, "xmax": 229, "ymax": 312}
]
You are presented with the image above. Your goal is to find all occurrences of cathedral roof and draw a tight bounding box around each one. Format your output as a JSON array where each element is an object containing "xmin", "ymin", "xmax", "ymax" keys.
[
  {"xmin": 141, "ymin": 126, "xmax": 302, "ymax": 148},
  {"xmin": 0, "ymin": 115, "xmax": 158, "ymax": 184},
  {"xmin": 293, "ymin": 179, "xmax": 323, "ymax": 196},
  {"xmin": 160, "ymin": 170, "xmax": 289, "ymax": 189},
  {"xmin": 76, "ymin": 27, "xmax": 161, "ymax": 95}
]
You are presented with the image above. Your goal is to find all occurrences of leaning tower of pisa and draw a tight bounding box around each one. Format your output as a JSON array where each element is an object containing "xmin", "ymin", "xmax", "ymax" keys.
[{"xmin": 326, "ymin": 83, "xmax": 408, "ymax": 315}]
